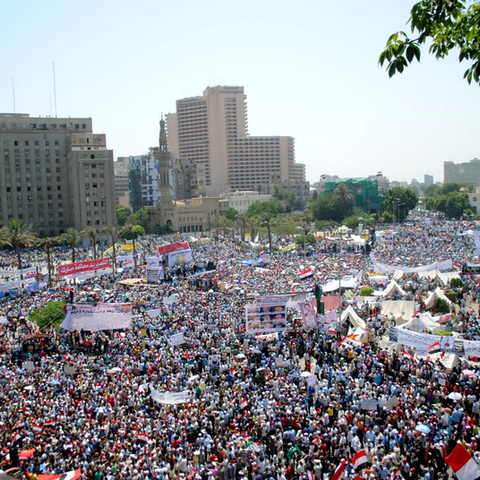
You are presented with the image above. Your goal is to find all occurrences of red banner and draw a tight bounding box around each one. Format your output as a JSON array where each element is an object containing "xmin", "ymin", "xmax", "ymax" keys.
[
  {"xmin": 158, "ymin": 242, "xmax": 190, "ymax": 256},
  {"xmin": 58, "ymin": 257, "xmax": 111, "ymax": 277}
]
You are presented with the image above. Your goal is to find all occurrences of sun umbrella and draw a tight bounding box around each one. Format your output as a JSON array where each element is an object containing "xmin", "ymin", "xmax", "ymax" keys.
[
  {"xmin": 416, "ymin": 424, "xmax": 431, "ymax": 434},
  {"xmin": 107, "ymin": 367, "xmax": 121, "ymax": 374},
  {"xmin": 301, "ymin": 371, "xmax": 313, "ymax": 377},
  {"xmin": 462, "ymin": 369, "xmax": 476, "ymax": 377},
  {"xmin": 447, "ymin": 392, "xmax": 462, "ymax": 401},
  {"xmin": 48, "ymin": 379, "xmax": 61, "ymax": 385}
]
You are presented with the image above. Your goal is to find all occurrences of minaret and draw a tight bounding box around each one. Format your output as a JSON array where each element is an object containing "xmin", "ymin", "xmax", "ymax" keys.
[
  {"xmin": 157, "ymin": 115, "xmax": 174, "ymax": 225},
  {"xmin": 159, "ymin": 115, "xmax": 168, "ymax": 154}
]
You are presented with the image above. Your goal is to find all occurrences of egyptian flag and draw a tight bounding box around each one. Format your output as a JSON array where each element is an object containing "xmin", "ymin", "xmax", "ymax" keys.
[
  {"xmin": 299, "ymin": 266, "xmax": 314, "ymax": 281},
  {"xmin": 240, "ymin": 397, "xmax": 248, "ymax": 410},
  {"xmin": 352, "ymin": 449, "xmax": 368, "ymax": 471},
  {"xmin": 29, "ymin": 470, "xmax": 82, "ymax": 480},
  {"xmin": 13, "ymin": 421, "xmax": 27, "ymax": 430},
  {"xmin": 331, "ymin": 459, "xmax": 347, "ymax": 480},
  {"xmin": 444, "ymin": 443, "xmax": 480, "ymax": 480},
  {"xmin": 427, "ymin": 341, "xmax": 441, "ymax": 354},
  {"xmin": 137, "ymin": 433, "xmax": 149, "ymax": 442},
  {"xmin": 18, "ymin": 448, "xmax": 35, "ymax": 461},
  {"xmin": 403, "ymin": 350, "xmax": 418, "ymax": 362},
  {"xmin": 43, "ymin": 421, "xmax": 57, "ymax": 428},
  {"xmin": 32, "ymin": 425, "xmax": 43, "ymax": 433}
]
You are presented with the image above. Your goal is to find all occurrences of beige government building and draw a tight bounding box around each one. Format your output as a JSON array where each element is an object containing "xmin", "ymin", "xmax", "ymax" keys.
[
  {"xmin": 0, "ymin": 113, "xmax": 116, "ymax": 237},
  {"xmin": 166, "ymin": 86, "xmax": 305, "ymax": 197}
]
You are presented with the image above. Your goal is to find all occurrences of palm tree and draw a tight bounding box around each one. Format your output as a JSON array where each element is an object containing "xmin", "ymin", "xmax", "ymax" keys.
[
  {"xmin": 36, "ymin": 235, "xmax": 64, "ymax": 288},
  {"xmin": 119, "ymin": 223, "xmax": 145, "ymax": 272},
  {"xmin": 334, "ymin": 183, "xmax": 354, "ymax": 212},
  {"xmin": 0, "ymin": 219, "xmax": 37, "ymax": 271},
  {"xmin": 237, "ymin": 214, "xmax": 247, "ymax": 242},
  {"xmin": 259, "ymin": 213, "xmax": 276, "ymax": 250},
  {"xmin": 61, "ymin": 227, "xmax": 84, "ymax": 263},
  {"xmin": 247, "ymin": 216, "xmax": 258, "ymax": 241},
  {"xmin": 101, "ymin": 225, "xmax": 118, "ymax": 274},
  {"xmin": 82, "ymin": 226, "xmax": 98, "ymax": 259}
]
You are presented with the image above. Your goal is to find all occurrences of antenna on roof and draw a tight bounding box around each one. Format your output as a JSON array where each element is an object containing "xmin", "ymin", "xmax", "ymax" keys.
[
  {"xmin": 11, "ymin": 77, "xmax": 15, "ymax": 113},
  {"xmin": 52, "ymin": 61, "xmax": 58, "ymax": 117}
]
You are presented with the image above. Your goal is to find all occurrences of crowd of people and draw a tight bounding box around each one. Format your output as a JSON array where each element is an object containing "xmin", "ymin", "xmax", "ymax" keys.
[{"xmin": 0, "ymin": 211, "xmax": 479, "ymax": 480}]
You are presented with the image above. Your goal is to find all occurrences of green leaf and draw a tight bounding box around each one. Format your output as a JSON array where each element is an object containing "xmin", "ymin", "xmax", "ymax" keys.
[
  {"xmin": 388, "ymin": 62, "xmax": 397, "ymax": 77},
  {"xmin": 406, "ymin": 45, "xmax": 415, "ymax": 62}
]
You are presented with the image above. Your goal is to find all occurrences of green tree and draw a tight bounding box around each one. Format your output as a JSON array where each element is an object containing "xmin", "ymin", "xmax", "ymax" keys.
[
  {"xmin": 259, "ymin": 212, "xmax": 277, "ymax": 250},
  {"xmin": 61, "ymin": 228, "xmax": 84, "ymax": 263},
  {"xmin": 101, "ymin": 225, "xmax": 118, "ymax": 274},
  {"xmin": 310, "ymin": 193, "xmax": 344, "ymax": 222},
  {"xmin": 379, "ymin": 1, "xmax": 480, "ymax": 84},
  {"xmin": 133, "ymin": 208, "xmax": 152, "ymax": 232},
  {"xmin": 116, "ymin": 205, "xmax": 132, "ymax": 227},
  {"xmin": 119, "ymin": 223, "xmax": 145, "ymax": 271},
  {"xmin": 432, "ymin": 297, "xmax": 451, "ymax": 315},
  {"xmin": 226, "ymin": 207, "xmax": 239, "ymax": 222},
  {"xmin": 29, "ymin": 300, "xmax": 66, "ymax": 331},
  {"xmin": 272, "ymin": 185, "xmax": 296, "ymax": 213},
  {"xmin": 36, "ymin": 235, "xmax": 64, "ymax": 287},
  {"xmin": 0, "ymin": 219, "xmax": 38, "ymax": 270},
  {"xmin": 384, "ymin": 187, "xmax": 419, "ymax": 221},
  {"xmin": 246, "ymin": 201, "xmax": 278, "ymax": 218},
  {"xmin": 333, "ymin": 183, "xmax": 354, "ymax": 213},
  {"xmin": 82, "ymin": 226, "xmax": 98, "ymax": 259},
  {"xmin": 382, "ymin": 211, "xmax": 394, "ymax": 223},
  {"xmin": 445, "ymin": 191, "xmax": 472, "ymax": 217},
  {"xmin": 237, "ymin": 214, "xmax": 248, "ymax": 242}
]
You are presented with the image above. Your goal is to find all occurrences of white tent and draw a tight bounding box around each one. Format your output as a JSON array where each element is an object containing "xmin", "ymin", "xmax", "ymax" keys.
[
  {"xmin": 424, "ymin": 287, "xmax": 452, "ymax": 309},
  {"xmin": 322, "ymin": 276, "xmax": 359, "ymax": 293},
  {"xmin": 376, "ymin": 280, "xmax": 406, "ymax": 298},
  {"xmin": 398, "ymin": 313, "xmax": 443, "ymax": 333},
  {"xmin": 392, "ymin": 269, "xmax": 405, "ymax": 281},
  {"xmin": 381, "ymin": 300, "xmax": 416, "ymax": 323},
  {"xmin": 437, "ymin": 271, "xmax": 462, "ymax": 285},
  {"xmin": 340, "ymin": 306, "xmax": 367, "ymax": 329},
  {"xmin": 416, "ymin": 270, "xmax": 438, "ymax": 280}
]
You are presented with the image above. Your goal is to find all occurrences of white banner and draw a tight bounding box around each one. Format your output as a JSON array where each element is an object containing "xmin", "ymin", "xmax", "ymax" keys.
[
  {"xmin": 150, "ymin": 386, "xmax": 190, "ymax": 405},
  {"xmin": 370, "ymin": 254, "xmax": 453, "ymax": 274},
  {"xmin": 170, "ymin": 333, "xmax": 185, "ymax": 346},
  {"xmin": 146, "ymin": 265, "xmax": 163, "ymax": 283},
  {"xmin": 60, "ymin": 303, "xmax": 133, "ymax": 331},
  {"xmin": 388, "ymin": 327, "xmax": 480, "ymax": 357}
]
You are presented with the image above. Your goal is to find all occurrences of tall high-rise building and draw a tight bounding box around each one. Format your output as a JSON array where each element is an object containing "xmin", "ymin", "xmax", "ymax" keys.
[
  {"xmin": 444, "ymin": 158, "xmax": 480, "ymax": 185},
  {"xmin": 166, "ymin": 86, "xmax": 305, "ymax": 196},
  {"xmin": 114, "ymin": 157, "xmax": 130, "ymax": 207},
  {"xmin": 128, "ymin": 150, "xmax": 162, "ymax": 212},
  {"xmin": 0, "ymin": 113, "xmax": 116, "ymax": 236}
]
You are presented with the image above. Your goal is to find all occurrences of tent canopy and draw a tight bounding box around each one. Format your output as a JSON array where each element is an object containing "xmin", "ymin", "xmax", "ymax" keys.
[
  {"xmin": 340, "ymin": 306, "xmax": 367, "ymax": 329},
  {"xmin": 398, "ymin": 313, "xmax": 443, "ymax": 333}
]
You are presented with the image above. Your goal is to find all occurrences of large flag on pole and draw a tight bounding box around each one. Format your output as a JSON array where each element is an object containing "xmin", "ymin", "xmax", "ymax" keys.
[{"xmin": 444, "ymin": 443, "xmax": 480, "ymax": 480}]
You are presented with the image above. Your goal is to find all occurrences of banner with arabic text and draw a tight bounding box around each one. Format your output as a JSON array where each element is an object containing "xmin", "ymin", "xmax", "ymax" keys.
[
  {"xmin": 58, "ymin": 258, "xmax": 111, "ymax": 277},
  {"xmin": 60, "ymin": 303, "xmax": 132, "ymax": 331}
]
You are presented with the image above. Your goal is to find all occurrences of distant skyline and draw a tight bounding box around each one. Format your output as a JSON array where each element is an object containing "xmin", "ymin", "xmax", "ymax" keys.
[{"xmin": 1, "ymin": 0, "xmax": 479, "ymax": 186}]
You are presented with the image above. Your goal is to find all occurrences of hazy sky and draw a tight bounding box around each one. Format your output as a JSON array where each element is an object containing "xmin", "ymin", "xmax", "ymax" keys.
[{"xmin": 1, "ymin": 0, "xmax": 479, "ymax": 186}]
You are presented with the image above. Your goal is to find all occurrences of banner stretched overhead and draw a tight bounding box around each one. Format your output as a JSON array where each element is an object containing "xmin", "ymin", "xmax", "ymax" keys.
[
  {"xmin": 61, "ymin": 303, "xmax": 133, "ymax": 331},
  {"xmin": 58, "ymin": 257, "xmax": 111, "ymax": 277}
]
